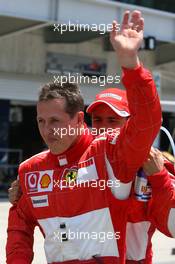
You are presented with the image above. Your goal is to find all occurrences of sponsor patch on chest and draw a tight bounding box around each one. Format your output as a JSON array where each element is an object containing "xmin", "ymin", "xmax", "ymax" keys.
[
  {"xmin": 25, "ymin": 170, "xmax": 54, "ymax": 194},
  {"xmin": 59, "ymin": 167, "xmax": 78, "ymax": 189},
  {"xmin": 31, "ymin": 195, "xmax": 49, "ymax": 208},
  {"xmin": 77, "ymin": 157, "xmax": 98, "ymax": 183}
]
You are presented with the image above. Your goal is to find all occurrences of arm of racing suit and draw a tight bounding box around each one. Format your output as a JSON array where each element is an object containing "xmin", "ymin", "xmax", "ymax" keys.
[
  {"xmin": 106, "ymin": 65, "xmax": 162, "ymax": 199},
  {"xmin": 148, "ymin": 161, "xmax": 175, "ymax": 237},
  {"xmin": 6, "ymin": 194, "xmax": 37, "ymax": 264}
]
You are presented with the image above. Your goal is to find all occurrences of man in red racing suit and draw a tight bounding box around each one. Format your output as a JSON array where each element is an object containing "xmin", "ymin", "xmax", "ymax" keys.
[
  {"xmin": 147, "ymin": 152, "xmax": 175, "ymax": 240},
  {"xmin": 124, "ymin": 150, "xmax": 175, "ymax": 264},
  {"xmin": 6, "ymin": 10, "xmax": 161, "ymax": 264}
]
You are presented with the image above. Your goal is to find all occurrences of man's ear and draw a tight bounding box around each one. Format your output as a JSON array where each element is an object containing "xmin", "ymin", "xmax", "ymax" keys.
[{"xmin": 77, "ymin": 111, "xmax": 84, "ymax": 126}]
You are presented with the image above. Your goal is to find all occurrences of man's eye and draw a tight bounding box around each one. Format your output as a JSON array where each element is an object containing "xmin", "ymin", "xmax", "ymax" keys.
[
  {"xmin": 109, "ymin": 119, "xmax": 116, "ymax": 123},
  {"xmin": 38, "ymin": 119, "xmax": 43, "ymax": 123}
]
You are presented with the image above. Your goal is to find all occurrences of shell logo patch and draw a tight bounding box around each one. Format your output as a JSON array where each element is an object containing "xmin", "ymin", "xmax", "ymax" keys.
[{"xmin": 40, "ymin": 174, "xmax": 51, "ymax": 188}]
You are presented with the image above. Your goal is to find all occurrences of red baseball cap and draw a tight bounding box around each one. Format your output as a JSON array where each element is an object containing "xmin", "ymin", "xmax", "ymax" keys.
[{"xmin": 86, "ymin": 88, "xmax": 130, "ymax": 117}]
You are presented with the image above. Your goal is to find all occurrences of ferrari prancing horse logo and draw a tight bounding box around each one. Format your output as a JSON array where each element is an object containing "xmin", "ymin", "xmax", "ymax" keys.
[
  {"xmin": 65, "ymin": 170, "xmax": 77, "ymax": 183},
  {"xmin": 60, "ymin": 168, "xmax": 78, "ymax": 188}
]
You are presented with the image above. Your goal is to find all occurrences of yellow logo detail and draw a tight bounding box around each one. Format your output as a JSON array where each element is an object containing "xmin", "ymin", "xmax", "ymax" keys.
[
  {"xmin": 65, "ymin": 170, "xmax": 77, "ymax": 184},
  {"xmin": 40, "ymin": 174, "xmax": 51, "ymax": 188},
  {"xmin": 141, "ymin": 186, "xmax": 147, "ymax": 193}
]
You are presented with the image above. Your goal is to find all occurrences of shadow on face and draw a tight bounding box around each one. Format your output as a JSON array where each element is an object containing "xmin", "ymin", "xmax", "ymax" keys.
[
  {"xmin": 36, "ymin": 98, "xmax": 84, "ymax": 154},
  {"xmin": 91, "ymin": 104, "xmax": 127, "ymax": 135}
]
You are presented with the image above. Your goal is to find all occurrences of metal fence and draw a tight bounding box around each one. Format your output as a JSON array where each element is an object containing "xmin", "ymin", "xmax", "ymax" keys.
[{"xmin": 0, "ymin": 148, "xmax": 23, "ymax": 197}]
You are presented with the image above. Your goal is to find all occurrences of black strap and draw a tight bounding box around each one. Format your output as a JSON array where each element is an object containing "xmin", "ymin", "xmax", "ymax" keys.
[{"xmin": 92, "ymin": 255, "xmax": 104, "ymax": 264}]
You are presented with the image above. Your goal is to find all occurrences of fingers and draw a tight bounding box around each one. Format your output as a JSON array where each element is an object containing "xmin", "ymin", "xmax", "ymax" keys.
[
  {"xmin": 150, "ymin": 148, "xmax": 163, "ymax": 158},
  {"xmin": 11, "ymin": 179, "xmax": 20, "ymax": 188},
  {"xmin": 121, "ymin": 10, "xmax": 144, "ymax": 33},
  {"xmin": 8, "ymin": 187, "xmax": 17, "ymax": 205},
  {"xmin": 131, "ymin": 11, "xmax": 144, "ymax": 33},
  {"xmin": 112, "ymin": 20, "xmax": 118, "ymax": 32},
  {"xmin": 8, "ymin": 179, "xmax": 22, "ymax": 205},
  {"xmin": 145, "ymin": 148, "xmax": 163, "ymax": 165},
  {"xmin": 121, "ymin": 10, "xmax": 130, "ymax": 30},
  {"xmin": 130, "ymin": 10, "xmax": 141, "ymax": 25},
  {"xmin": 137, "ymin": 18, "xmax": 144, "ymax": 32},
  {"xmin": 110, "ymin": 20, "xmax": 120, "ymax": 43}
]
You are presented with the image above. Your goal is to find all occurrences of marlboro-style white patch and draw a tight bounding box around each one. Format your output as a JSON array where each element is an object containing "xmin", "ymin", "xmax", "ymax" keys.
[
  {"xmin": 31, "ymin": 195, "xmax": 49, "ymax": 208},
  {"xmin": 77, "ymin": 157, "xmax": 98, "ymax": 183},
  {"xmin": 58, "ymin": 155, "xmax": 68, "ymax": 166}
]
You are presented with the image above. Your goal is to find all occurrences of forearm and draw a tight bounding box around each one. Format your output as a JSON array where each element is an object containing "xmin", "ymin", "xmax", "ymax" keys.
[
  {"xmin": 6, "ymin": 197, "xmax": 35, "ymax": 264},
  {"xmin": 117, "ymin": 52, "xmax": 140, "ymax": 69},
  {"xmin": 122, "ymin": 65, "xmax": 161, "ymax": 126},
  {"xmin": 148, "ymin": 168, "xmax": 175, "ymax": 237},
  {"xmin": 120, "ymin": 65, "xmax": 162, "ymax": 172}
]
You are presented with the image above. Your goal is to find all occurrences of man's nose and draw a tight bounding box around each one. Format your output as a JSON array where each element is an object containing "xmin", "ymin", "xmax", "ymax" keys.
[
  {"xmin": 101, "ymin": 120, "xmax": 108, "ymax": 130},
  {"xmin": 45, "ymin": 122, "xmax": 55, "ymax": 135}
]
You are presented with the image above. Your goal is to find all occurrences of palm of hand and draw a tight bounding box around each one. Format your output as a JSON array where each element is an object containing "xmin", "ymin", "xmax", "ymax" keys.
[
  {"xmin": 110, "ymin": 10, "xmax": 144, "ymax": 55},
  {"xmin": 112, "ymin": 30, "xmax": 143, "ymax": 54}
]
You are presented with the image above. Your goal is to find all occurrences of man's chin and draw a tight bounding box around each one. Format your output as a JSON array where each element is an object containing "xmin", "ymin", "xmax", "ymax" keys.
[{"xmin": 48, "ymin": 143, "xmax": 70, "ymax": 155}]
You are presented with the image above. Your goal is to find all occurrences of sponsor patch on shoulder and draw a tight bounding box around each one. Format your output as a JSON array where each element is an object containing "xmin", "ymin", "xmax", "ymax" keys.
[
  {"xmin": 25, "ymin": 170, "xmax": 54, "ymax": 194},
  {"xmin": 31, "ymin": 195, "xmax": 48, "ymax": 208},
  {"xmin": 77, "ymin": 157, "xmax": 98, "ymax": 183}
]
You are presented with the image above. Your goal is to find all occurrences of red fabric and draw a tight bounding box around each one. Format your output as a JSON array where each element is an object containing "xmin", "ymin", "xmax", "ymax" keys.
[
  {"xmin": 108, "ymin": 65, "xmax": 162, "ymax": 183},
  {"xmin": 6, "ymin": 65, "xmax": 161, "ymax": 264},
  {"xmin": 86, "ymin": 87, "xmax": 130, "ymax": 117},
  {"xmin": 126, "ymin": 261, "xmax": 145, "ymax": 264},
  {"xmin": 125, "ymin": 162, "xmax": 175, "ymax": 264},
  {"xmin": 148, "ymin": 163, "xmax": 175, "ymax": 237},
  {"xmin": 6, "ymin": 204, "xmax": 35, "ymax": 263},
  {"xmin": 50, "ymin": 256, "xmax": 119, "ymax": 263},
  {"xmin": 11, "ymin": 260, "xmax": 29, "ymax": 264},
  {"xmin": 125, "ymin": 192, "xmax": 154, "ymax": 263}
]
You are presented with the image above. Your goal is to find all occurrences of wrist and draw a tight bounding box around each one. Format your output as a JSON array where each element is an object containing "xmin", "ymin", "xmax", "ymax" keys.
[
  {"xmin": 117, "ymin": 53, "xmax": 140, "ymax": 69},
  {"xmin": 143, "ymin": 168, "xmax": 163, "ymax": 176},
  {"xmin": 147, "ymin": 168, "xmax": 168, "ymax": 187}
]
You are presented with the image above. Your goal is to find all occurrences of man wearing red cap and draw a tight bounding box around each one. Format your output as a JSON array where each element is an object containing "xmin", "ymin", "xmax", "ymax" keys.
[
  {"xmin": 6, "ymin": 10, "xmax": 161, "ymax": 264},
  {"xmin": 87, "ymin": 88, "xmax": 175, "ymax": 263},
  {"xmin": 86, "ymin": 88, "xmax": 130, "ymax": 134}
]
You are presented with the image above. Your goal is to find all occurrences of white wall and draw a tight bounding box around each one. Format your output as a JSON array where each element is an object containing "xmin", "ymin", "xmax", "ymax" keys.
[{"xmin": 0, "ymin": 29, "xmax": 174, "ymax": 107}]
